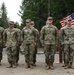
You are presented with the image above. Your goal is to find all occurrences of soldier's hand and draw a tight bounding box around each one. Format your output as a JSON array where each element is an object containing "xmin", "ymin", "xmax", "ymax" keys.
[{"xmin": 35, "ymin": 43, "xmax": 37, "ymax": 46}]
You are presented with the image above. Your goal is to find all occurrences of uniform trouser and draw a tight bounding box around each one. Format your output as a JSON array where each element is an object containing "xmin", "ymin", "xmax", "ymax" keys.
[
  {"xmin": 6, "ymin": 46, "xmax": 17, "ymax": 65},
  {"xmin": 24, "ymin": 44, "xmax": 35, "ymax": 65},
  {"xmin": 44, "ymin": 44, "xmax": 55, "ymax": 65},
  {"xmin": 62, "ymin": 45, "xmax": 66, "ymax": 64},
  {"xmin": 33, "ymin": 45, "xmax": 37, "ymax": 64},
  {"xmin": 64, "ymin": 44, "xmax": 74, "ymax": 66},
  {"xmin": 0, "ymin": 47, "xmax": 3, "ymax": 61},
  {"xmin": 16, "ymin": 46, "xmax": 20, "ymax": 63}
]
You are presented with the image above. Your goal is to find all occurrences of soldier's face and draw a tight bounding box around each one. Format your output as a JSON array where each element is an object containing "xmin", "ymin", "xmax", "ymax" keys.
[
  {"xmin": 26, "ymin": 22, "xmax": 31, "ymax": 27},
  {"xmin": 9, "ymin": 24, "xmax": 14, "ymax": 28},
  {"xmin": 31, "ymin": 24, "xmax": 34, "ymax": 27},
  {"xmin": 47, "ymin": 19, "xmax": 53, "ymax": 24},
  {"xmin": 67, "ymin": 20, "xmax": 72, "ymax": 25}
]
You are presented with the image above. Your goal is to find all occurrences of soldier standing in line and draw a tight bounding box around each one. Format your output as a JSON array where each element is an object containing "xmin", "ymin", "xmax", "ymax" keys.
[
  {"xmin": 40, "ymin": 16, "xmax": 58, "ymax": 70},
  {"xmin": 21, "ymin": 19, "xmax": 37, "ymax": 69},
  {"xmin": 3, "ymin": 21, "xmax": 20, "ymax": 68},
  {"xmin": 14, "ymin": 24, "xmax": 21, "ymax": 66},
  {"xmin": 60, "ymin": 18, "xmax": 74, "ymax": 69},
  {"xmin": 31, "ymin": 21, "xmax": 39, "ymax": 66},
  {"xmin": 60, "ymin": 20, "xmax": 67, "ymax": 67},
  {"xmin": 0, "ymin": 26, "xmax": 4, "ymax": 65}
]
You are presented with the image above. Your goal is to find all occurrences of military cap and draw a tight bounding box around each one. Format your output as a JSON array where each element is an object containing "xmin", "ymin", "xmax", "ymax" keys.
[
  {"xmin": 26, "ymin": 19, "xmax": 31, "ymax": 22},
  {"xmin": 64, "ymin": 20, "xmax": 67, "ymax": 23},
  {"xmin": 47, "ymin": 16, "xmax": 53, "ymax": 20},
  {"xmin": 66, "ymin": 17, "xmax": 72, "ymax": 22},
  {"xmin": 31, "ymin": 21, "xmax": 34, "ymax": 24},
  {"xmin": 9, "ymin": 21, "xmax": 14, "ymax": 25}
]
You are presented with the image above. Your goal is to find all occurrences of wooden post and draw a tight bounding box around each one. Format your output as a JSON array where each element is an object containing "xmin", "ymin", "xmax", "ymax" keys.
[{"xmin": 59, "ymin": 44, "xmax": 62, "ymax": 63}]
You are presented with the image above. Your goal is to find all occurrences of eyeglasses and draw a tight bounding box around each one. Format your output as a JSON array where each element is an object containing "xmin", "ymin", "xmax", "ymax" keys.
[
  {"xmin": 68, "ymin": 20, "xmax": 71, "ymax": 21},
  {"xmin": 48, "ymin": 19, "xmax": 53, "ymax": 20}
]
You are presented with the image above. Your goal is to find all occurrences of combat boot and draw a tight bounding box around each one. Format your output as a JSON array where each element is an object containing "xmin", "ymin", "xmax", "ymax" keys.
[
  {"xmin": 68, "ymin": 62, "xmax": 74, "ymax": 69},
  {"xmin": 12, "ymin": 64, "xmax": 16, "ymax": 68},
  {"xmin": 50, "ymin": 65, "xmax": 54, "ymax": 70},
  {"xmin": 64, "ymin": 65, "xmax": 69, "ymax": 69},
  {"xmin": 7, "ymin": 64, "xmax": 12, "ymax": 68},
  {"xmin": 25, "ymin": 64, "xmax": 30, "ymax": 68},
  {"xmin": 30, "ymin": 65, "xmax": 33, "ymax": 69},
  {"xmin": 62, "ymin": 64, "xmax": 66, "ymax": 67},
  {"xmin": 46, "ymin": 64, "xmax": 50, "ymax": 70},
  {"xmin": 50, "ymin": 63, "xmax": 54, "ymax": 70},
  {"xmin": 68, "ymin": 65, "xmax": 74, "ymax": 68}
]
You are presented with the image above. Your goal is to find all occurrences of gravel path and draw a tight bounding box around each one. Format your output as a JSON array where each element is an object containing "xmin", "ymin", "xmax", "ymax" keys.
[{"xmin": 0, "ymin": 49, "xmax": 74, "ymax": 75}]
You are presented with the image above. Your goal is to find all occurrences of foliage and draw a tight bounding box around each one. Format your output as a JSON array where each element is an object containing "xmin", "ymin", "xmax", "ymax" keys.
[{"xmin": 0, "ymin": 2, "xmax": 9, "ymax": 28}]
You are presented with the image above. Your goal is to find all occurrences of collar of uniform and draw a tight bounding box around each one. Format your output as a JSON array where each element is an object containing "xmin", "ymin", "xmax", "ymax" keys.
[
  {"xmin": 9, "ymin": 27, "xmax": 14, "ymax": 30},
  {"xmin": 46, "ymin": 25, "xmax": 53, "ymax": 27},
  {"xmin": 66, "ymin": 25, "xmax": 73, "ymax": 29},
  {"xmin": 26, "ymin": 26, "xmax": 32, "ymax": 29}
]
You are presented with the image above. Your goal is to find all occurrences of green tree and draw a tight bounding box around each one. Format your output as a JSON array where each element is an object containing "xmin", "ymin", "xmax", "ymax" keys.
[
  {"xmin": 19, "ymin": 0, "xmax": 74, "ymax": 30},
  {"xmin": 0, "ymin": 2, "xmax": 8, "ymax": 28}
]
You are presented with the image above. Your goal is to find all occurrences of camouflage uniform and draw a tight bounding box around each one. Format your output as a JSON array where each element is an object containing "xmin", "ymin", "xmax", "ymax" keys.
[
  {"xmin": 60, "ymin": 25, "xmax": 74, "ymax": 68},
  {"xmin": 40, "ymin": 25, "xmax": 58, "ymax": 68},
  {"xmin": 15, "ymin": 28, "xmax": 21, "ymax": 64},
  {"xmin": 30, "ymin": 21, "xmax": 39, "ymax": 66},
  {"xmin": 3, "ymin": 27, "xmax": 19, "ymax": 67},
  {"xmin": 21, "ymin": 26, "xmax": 37, "ymax": 67},
  {"xmin": 0, "ymin": 27, "xmax": 4, "ymax": 64},
  {"xmin": 60, "ymin": 20, "xmax": 67, "ymax": 66},
  {"xmin": 33, "ymin": 28, "xmax": 39, "ymax": 65}
]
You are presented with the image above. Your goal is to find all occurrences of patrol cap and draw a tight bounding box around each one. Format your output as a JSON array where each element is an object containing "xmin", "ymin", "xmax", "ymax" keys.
[
  {"xmin": 66, "ymin": 17, "xmax": 72, "ymax": 22},
  {"xmin": 9, "ymin": 21, "xmax": 14, "ymax": 25},
  {"xmin": 26, "ymin": 19, "xmax": 31, "ymax": 23},
  {"xmin": 64, "ymin": 20, "xmax": 67, "ymax": 23},
  {"xmin": 31, "ymin": 21, "xmax": 34, "ymax": 24},
  {"xmin": 47, "ymin": 16, "xmax": 53, "ymax": 20}
]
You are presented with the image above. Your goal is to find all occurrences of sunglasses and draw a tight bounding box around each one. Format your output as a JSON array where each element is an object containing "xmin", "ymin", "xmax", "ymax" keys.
[
  {"xmin": 26, "ymin": 22, "xmax": 30, "ymax": 23},
  {"xmin": 31, "ymin": 24, "xmax": 34, "ymax": 25},
  {"xmin": 10, "ymin": 24, "xmax": 13, "ymax": 25},
  {"xmin": 48, "ymin": 19, "xmax": 53, "ymax": 20},
  {"xmin": 68, "ymin": 20, "xmax": 71, "ymax": 21}
]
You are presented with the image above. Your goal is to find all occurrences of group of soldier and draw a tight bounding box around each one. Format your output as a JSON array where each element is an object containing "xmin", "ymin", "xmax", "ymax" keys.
[{"xmin": 0, "ymin": 16, "xmax": 74, "ymax": 70}]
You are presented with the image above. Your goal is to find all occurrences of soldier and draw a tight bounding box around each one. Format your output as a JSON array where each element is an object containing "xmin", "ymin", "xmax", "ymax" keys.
[
  {"xmin": 40, "ymin": 16, "xmax": 58, "ymax": 70},
  {"xmin": 60, "ymin": 18, "xmax": 74, "ymax": 69},
  {"xmin": 14, "ymin": 24, "xmax": 21, "ymax": 66},
  {"xmin": 61, "ymin": 20, "xmax": 67, "ymax": 67},
  {"xmin": 3, "ymin": 21, "xmax": 19, "ymax": 68},
  {"xmin": 31, "ymin": 21, "xmax": 39, "ymax": 66},
  {"xmin": 21, "ymin": 19, "xmax": 37, "ymax": 69},
  {"xmin": 0, "ymin": 26, "xmax": 4, "ymax": 65}
]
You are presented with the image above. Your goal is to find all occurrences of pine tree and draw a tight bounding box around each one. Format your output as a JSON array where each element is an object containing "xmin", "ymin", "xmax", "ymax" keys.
[
  {"xmin": 19, "ymin": 0, "xmax": 74, "ymax": 30},
  {"xmin": 0, "ymin": 2, "xmax": 8, "ymax": 28}
]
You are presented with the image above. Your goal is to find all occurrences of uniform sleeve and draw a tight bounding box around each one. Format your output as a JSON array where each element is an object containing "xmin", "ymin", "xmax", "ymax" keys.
[
  {"xmin": 21, "ymin": 29, "xmax": 24, "ymax": 42},
  {"xmin": 55, "ymin": 27, "xmax": 58, "ymax": 45},
  {"xmin": 18, "ymin": 29, "xmax": 21, "ymax": 45},
  {"xmin": 0, "ymin": 28, "xmax": 4, "ymax": 47},
  {"xmin": 59, "ymin": 28, "xmax": 64, "ymax": 45},
  {"xmin": 3, "ymin": 30, "xmax": 7, "ymax": 44},
  {"xmin": 40, "ymin": 26, "xmax": 45, "ymax": 45},
  {"xmin": 35, "ymin": 29, "xmax": 39, "ymax": 43}
]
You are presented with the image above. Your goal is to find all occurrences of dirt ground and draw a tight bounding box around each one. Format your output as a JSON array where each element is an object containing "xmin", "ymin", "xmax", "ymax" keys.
[{"xmin": 0, "ymin": 49, "xmax": 74, "ymax": 75}]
